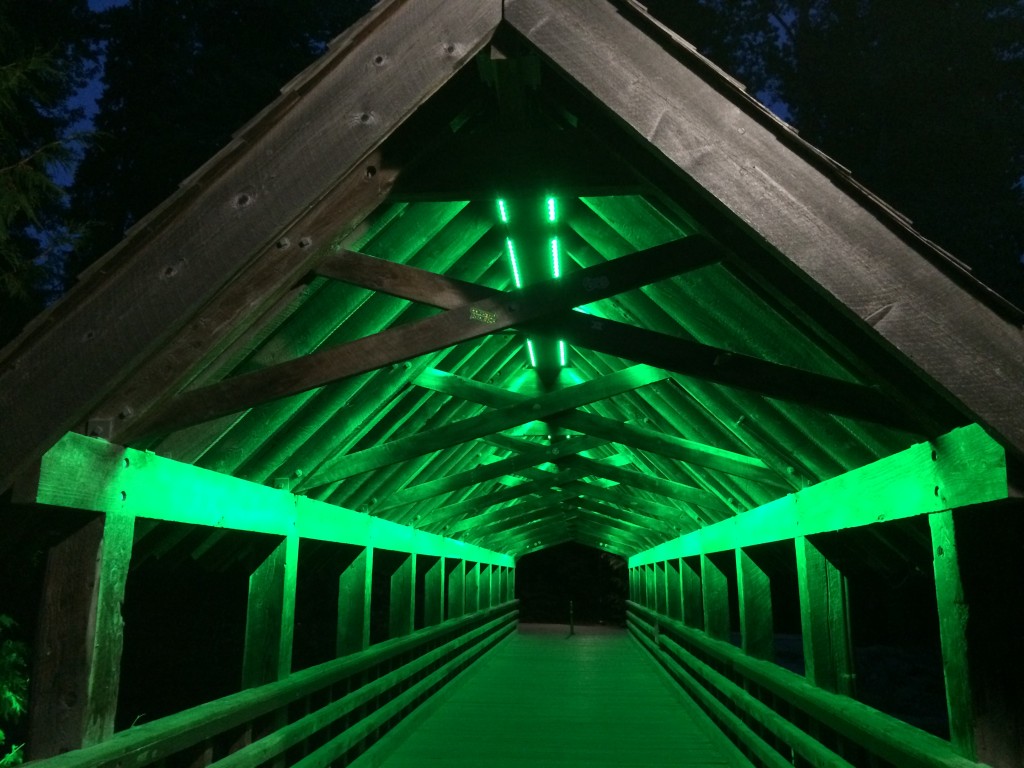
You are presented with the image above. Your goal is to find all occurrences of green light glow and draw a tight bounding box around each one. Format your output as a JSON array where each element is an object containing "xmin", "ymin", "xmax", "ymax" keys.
[
  {"xmin": 559, "ymin": 339, "xmax": 568, "ymax": 367},
  {"xmin": 506, "ymin": 238, "xmax": 522, "ymax": 288},
  {"xmin": 497, "ymin": 199, "xmax": 509, "ymax": 223},
  {"xmin": 526, "ymin": 339, "xmax": 537, "ymax": 367},
  {"xmin": 547, "ymin": 197, "xmax": 557, "ymax": 222},
  {"xmin": 551, "ymin": 237, "xmax": 560, "ymax": 278}
]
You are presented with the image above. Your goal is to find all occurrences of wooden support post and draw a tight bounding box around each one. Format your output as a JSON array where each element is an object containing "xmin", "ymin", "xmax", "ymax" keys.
[
  {"xmin": 931, "ymin": 506, "xmax": 1024, "ymax": 767},
  {"xmin": 507, "ymin": 566, "xmax": 515, "ymax": 602},
  {"xmin": 701, "ymin": 553, "xmax": 730, "ymax": 641},
  {"xmin": 388, "ymin": 553, "xmax": 416, "ymax": 638},
  {"xmin": 28, "ymin": 512, "xmax": 135, "ymax": 759},
  {"xmin": 737, "ymin": 547, "xmax": 774, "ymax": 661},
  {"xmin": 645, "ymin": 564, "xmax": 657, "ymax": 609},
  {"xmin": 242, "ymin": 534, "xmax": 298, "ymax": 688},
  {"xmin": 499, "ymin": 566, "xmax": 509, "ymax": 604},
  {"xmin": 337, "ymin": 547, "xmax": 373, "ymax": 655},
  {"xmin": 796, "ymin": 535, "xmax": 854, "ymax": 695},
  {"xmin": 490, "ymin": 564, "xmax": 501, "ymax": 606},
  {"xmin": 424, "ymin": 558, "xmax": 444, "ymax": 627},
  {"xmin": 448, "ymin": 560, "xmax": 466, "ymax": 619},
  {"xmin": 681, "ymin": 556, "xmax": 703, "ymax": 630},
  {"xmin": 466, "ymin": 562, "xmax": 480, "ymax": 613},
  {"xmin": 655, "ymin": 560, "xmax": 668, "ymax": 615},
  {"xmin": 666, "ymin": 558, "xmax": 683, "ymax": 621},
  {"xmin": 480, "ymin": 564, "xmax": 493, "ymax": 609},
  {"xmin": 629, "ymin": 567, "xmax": 637, "ymax": 602}
]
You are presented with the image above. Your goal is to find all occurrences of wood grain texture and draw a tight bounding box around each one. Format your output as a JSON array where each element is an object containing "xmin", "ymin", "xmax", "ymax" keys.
[
  {"xmin": 356, "ymin": 625, "xmax": 748, "ymax": 767},
  {"xmin": 506, "ymin": 0, "xmax": 1024, "ymax": 458},
  {"xmin": 0, "ymin": 0, "xmax": 504, "ymax": 493}
]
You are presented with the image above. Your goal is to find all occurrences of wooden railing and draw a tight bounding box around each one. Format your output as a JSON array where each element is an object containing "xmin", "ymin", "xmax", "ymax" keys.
[
  {"xmin": 27, "ymin": 601, "xmax": 518, "ymax": 768},
  {"xmin": 627, "ymin": 601, "xmax": 987, "ymax": 768}
]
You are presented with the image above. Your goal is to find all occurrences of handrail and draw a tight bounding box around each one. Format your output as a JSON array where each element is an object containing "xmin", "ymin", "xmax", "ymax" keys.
[
  {"xmin": 627, "ymin": 601, "xmax": 986, "ymax": 768},
  {"xmin": 27, "ymin": 601, "xmax": 518, "ymax": 768}
]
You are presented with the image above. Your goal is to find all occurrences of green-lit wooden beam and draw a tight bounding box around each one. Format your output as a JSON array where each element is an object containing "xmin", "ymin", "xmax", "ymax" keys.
[
  {"xmin": 562, "ymin": 480, "xmax": 704, "ymax": 530},
  {"xmin": 565, "ymin": 455, "xmax": 731, "ymax": 516},
  {"xmin": 415, "ymin": 368, "xmax": 778, "ymax": 483},
  {"xmin": 22, "ymin": 432, "xmax": 513, "ymax": 567},
  {"xmin": 631, "ymin": 424, "xmax": 1007, "ymax": 565},
  {"xmin": 572, "ymin": 496, "xmax": 678, "ymax": 538},
  {"xmin": 134, "ymin": 235, "xmax": 718, "ymax": 438},
  {"xmin": 447, "ymin": 489, "xmax": 579, "ymax": 536},
  {"xmin": 301, "ymin": 365, "xmax": 673, "ymax": 489}
]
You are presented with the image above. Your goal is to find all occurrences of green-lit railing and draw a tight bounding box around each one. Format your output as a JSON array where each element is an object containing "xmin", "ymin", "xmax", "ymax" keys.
[
  {"xmin": 627, "ymin": 601, "xmax": 983, "ymax": 768},
  {"xmin": 26, "ymin": 601, "xmax": 518, "ymax": 768}
]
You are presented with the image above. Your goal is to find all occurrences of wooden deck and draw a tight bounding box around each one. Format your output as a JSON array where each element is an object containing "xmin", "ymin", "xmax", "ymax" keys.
[{"xmin": 354, "ymin": 623, "xmax": 750, "ymax": 767}]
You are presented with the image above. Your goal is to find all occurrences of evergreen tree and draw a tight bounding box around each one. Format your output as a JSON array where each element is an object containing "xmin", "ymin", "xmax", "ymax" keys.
[{"xmin": 0, "ymin": 0, "xmax": 94, "ymax": 345}]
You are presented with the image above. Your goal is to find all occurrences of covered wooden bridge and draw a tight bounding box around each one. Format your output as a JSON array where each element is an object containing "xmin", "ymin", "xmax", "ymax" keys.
[{"xmin": 1, "ymin": 0, "xmax": 1022, "ymax": 766}]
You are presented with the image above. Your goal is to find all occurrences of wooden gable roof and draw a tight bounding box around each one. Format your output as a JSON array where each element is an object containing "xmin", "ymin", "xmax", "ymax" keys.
[{"xmin": 2, "ymin": 0, "xmax": 1022, "ymax": 559}]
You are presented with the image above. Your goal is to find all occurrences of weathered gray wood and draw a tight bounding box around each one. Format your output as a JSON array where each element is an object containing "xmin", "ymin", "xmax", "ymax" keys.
[
  {"xmin": 0, "ymin": 0, "xmax": 506, "ymax": 494},
  {"xmin": 242, "ymin": 536, "xmax": 298, "ymax": 688},
  {"xmin": 700, "ymin": 553, "xmax": 730, "ymax": 641},
  {"xmin": 796, "ymin": 536, "xmax": 854, "ymax": 695},
  {"xmin": 737, "ymin": 547, "xmax": 774, "ymax": 661},
  {"xmin": 506, "ymin": 0, "xmax": 1024, "ymax": 457},
  {"xmin": 28, "ymin": 512, "xmax": 134, "ymax": 758},
  {"xmin": 388, "ymin": 554, "xmax": 416, "ymax": 638},
  {"xmin": 337, "ymin": 547, "xmax": 373, "ymax": 656}
]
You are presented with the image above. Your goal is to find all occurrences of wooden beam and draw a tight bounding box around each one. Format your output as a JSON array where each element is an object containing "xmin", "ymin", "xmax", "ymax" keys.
[
  {"xmin": 134, "ymin": 235, "xmax": 719, "ymax": 438},
  {"xmin": 737, "ymin": 547, "xmax": 774, "ymax": 661},
  {"xmin": 630, "ymin": 424, "xmax": 1007, "ymax": 566},
  {"xmin": 337, "ymin": 547, "xmax": 372, "ymax": 656},
  {"xmin": 242, "ymin": 535, "xmax": 298, "ymax": 688},
  {"xmin": 424, "ymin": 558, "xmax": 445, "ymax": 627},
  {"xmin": 447, "ymin": 559, "xmax": 466, "ymax": 619},
  {"xmin": 681, "ymin": 557, "xmax": 704, "ymax": 630},
  {"xmin": 388, "ymin": 554, "xmax": 416, "ymax": 638},
  {"xmin": 562, "ymin": 480, "xmax": 704, "ymax": 531},
  {"xmin": 27, "ymin": 512, "xmax": 134, "ymax": 759},
  {"xmin": 665, "ymin": 558, "xmax": 683, "ymax": 621},
  {"xmin": 701, "ymin": 553, "xmax": 730, "ymax": 641},
  {"xmin": 23, "ymin": 432, "xmax": 513, "ymax": 567},
  {"xmin": 415, "ymin": 367, "xmax": 779, "ymax": 483},
  {"xmin": 301, "ymin": 364, "xmax": 674, "ymax": 488},
  {"xmin": 0, "ymin": 0, "xmax": 505, "ymax": 494},
  {"xmin": 796, "ymin": 536, "xmax": 854, "ymax": 695},
  {"xmin": 507, "ymin": 0, "xmax": 1024, "ymax": 454}
]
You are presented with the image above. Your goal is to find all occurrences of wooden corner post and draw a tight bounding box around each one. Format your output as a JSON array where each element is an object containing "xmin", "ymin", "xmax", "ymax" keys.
[
  {"xmin": 242, "ymin": 534, "xmax": 298, "ymax": 688},
  {"xmin": 796, "ymin": 535, "xmax": 854, "ymax": 695},
  {"xmin": 337, "ymin": 546, "xmax": 373, "ymax": 655}
]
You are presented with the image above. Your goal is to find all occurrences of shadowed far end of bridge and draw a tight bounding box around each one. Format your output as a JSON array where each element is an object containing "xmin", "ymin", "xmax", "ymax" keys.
[{"xmin": 354, "ymin": 623, "xmax": 748, "ymax": 767}]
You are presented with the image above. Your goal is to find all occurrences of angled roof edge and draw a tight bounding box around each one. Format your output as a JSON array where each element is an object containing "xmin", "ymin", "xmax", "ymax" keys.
[
  {"xmin": 2, "ymin": 0, "xmax": 1023, "ymax": 498},
  {"xmin": 0, "ymin": 0, "xmax": 503, "ymax": 491},
  {"xmin": 504, "ymin": 0, "xmax": 1024, "ymax": 456}
]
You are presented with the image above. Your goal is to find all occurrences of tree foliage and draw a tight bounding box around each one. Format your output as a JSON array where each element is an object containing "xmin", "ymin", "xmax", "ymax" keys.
[
  {"xmin": 68, "ymin": 0, "xmax": 374, "ymax": 280},
  {"xmin": 0, "ymin": 0, "xmax": 93, "ymax": 345},
  {"xmin": 645, "ymin": 0, "xmax": 1024, "ymax": 306}
]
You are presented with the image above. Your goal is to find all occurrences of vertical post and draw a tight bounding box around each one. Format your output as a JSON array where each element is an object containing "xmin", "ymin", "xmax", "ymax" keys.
[
  {"xmin": 655, "ymin": 560, "xmax": 668, "ymax": 615},
  {"xmin": 242, "ymin": 534, "xmax": 298, "ymax": 688},
  {"xmin": 424, "ymin": 557, "xmax": 445, "ymax": 627},
  {"xmin": 389, "ymin": 553, "xmax": 416, "ymax": 638},
  {"xmin": 479, "ymin": 564, "xmax": 492, "ymax": 610},
  {"xmin": 645, "ymin": 564, "xmax": 656, "ymax": 609},
  {"xmin": 796, "ymin": 535, "xmax": 854, "ymax": 695},
  {"xmin": 681, "ymin": 556, "xmax": 703, "ymax": 629},
  {"xmin": 499, "ymin": 566, "xmax": 509, "ymax": 604},
  {"xmin": 28, "ymin": 512, "xmax": 135, "ymax": 759},
  {"xmin": 737, "ymin": 547, "xmax": 774, "ymax": 661},
  {"xmin": 666, "ymin": 558, "xmax": 683, "ymax": 621},
  {"xmin": 931, "ymin": 507, "xmax": 1024, "ymax": 766},
  {"xmin": 507, "ymin": 565, "xmax": 515, "ymax": 602},
  {"xmin": 448, "ymin": 559, "xmax": 466, "ymax": 619},
  {"xmin": 466, "ymin": 562, "xmax": 480, "ymax": 613},
  {"xmin": 701, "ymin": 553, "xmax": 729, "ymax": 641},
  {"xmin": 491, "ymin": 564, "xmax": 502, "ymax": 606},
  {"xmin": 337, "ymin": 546, "xmax": 373, "ymax": 655},
  {"xmin": 629, "ymin": 567, "xmax": 637, "ymax": 602}
]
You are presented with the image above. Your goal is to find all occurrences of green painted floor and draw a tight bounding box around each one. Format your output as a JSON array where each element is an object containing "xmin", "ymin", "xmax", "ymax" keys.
[{"xmin": 356, "ymin": 624, "xmax": 750, "ymax": 767}]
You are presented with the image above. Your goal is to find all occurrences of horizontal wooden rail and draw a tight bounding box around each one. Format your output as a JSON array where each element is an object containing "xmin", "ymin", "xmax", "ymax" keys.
[
  {"xmin": 627, "ymin": 602, "xmax": 987, "ymax": 768},
  {"xmin": 25, "ymin": 602, "xmax": 518, "ymax": 768}
]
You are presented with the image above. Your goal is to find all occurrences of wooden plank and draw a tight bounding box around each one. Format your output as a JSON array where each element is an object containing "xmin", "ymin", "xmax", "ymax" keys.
[
  {"xmin": 564, "ymin": 481, "xmax": 704, "ymax": 531},
  {"xmin": 630, "ymin": 424, "xmax": 1008, "ymax": 565},
  {"xmin": 134, "ymin": 235, "xmax": 719, "ymax": 438},
  {"xmin": 24, "ymin": 432, "xmax": 513, "ymax": 567},
  {"xmin": 737, "ymin": 548, "xmax": 774, "ymax": 661},
  {"xmin": 447, "ymin": 560, "xmax": 466, "ymax": 619},
  {"xmin": 796, "ymin": 536, "xmax": 854, "ymax": 695},
  {"xmin": 665, "ymin": 559, "xmax": 682, "ymax": 621},
  {"xmin": 465, "ymin": 563, "xmax": 480, "ymax": 613},
  {"xmin": 424, "ymin": 558, "xmax": 445, "ymax": 627},
  {"xmin": 242, "ymin": 535, "xmax": 298, "ymax": 688},
  {"xmin": 337, "ymin": 547, "xmax": 373, "ymax": 656},
  {"xmin": 415, "ymin": 367, "xmax": 779, "ymax": 482},
  {"xmin": 506, "ymin": 0, "xmax": 1024, "ymax": 456},
  {"xmin": 700, "ymin": 553, "xmax": 730, "ymax": 641},
  {"xmin": 27, "ymin": 512, "xmax": 134, "ymax": 759},
  {"xmin": 0, "ymin": 0, "xmax": 506, "ymax": 494},
  {"xmin": 388, "ymin": 554, "xmax": 415, "ymax": 638},
  {"xmin": 681, "ymin": 557, "xmax": 704, "ymax": 630},
  {"xmin": 302, "ymin": 364, "xmax": 674, "ymax": 488}
]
